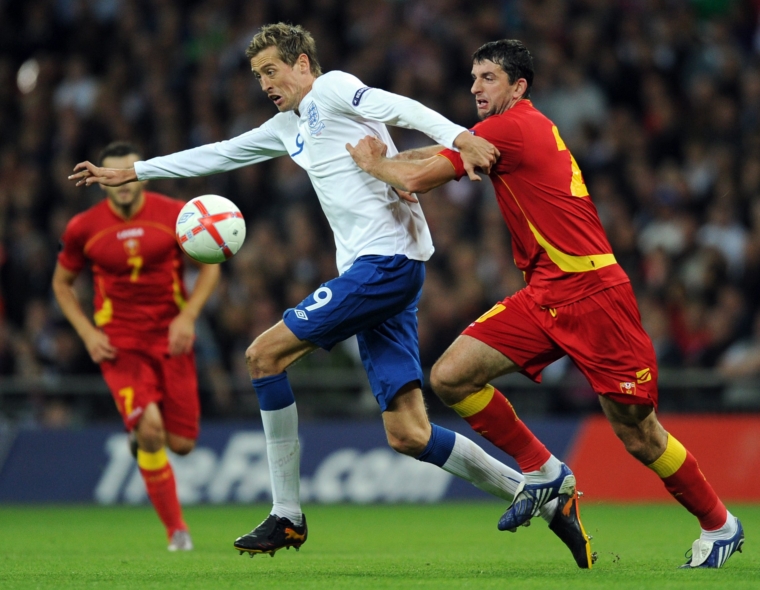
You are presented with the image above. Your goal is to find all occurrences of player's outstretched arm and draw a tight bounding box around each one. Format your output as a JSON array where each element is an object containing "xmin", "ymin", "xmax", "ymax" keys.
[
  {"xmin": 167, "ymin": 262, "xmax": 221, "ymax": 356},
  {"xmin": 331, "ymin": 78, "xmax": 498, "ymax": 180},
  {"xmin": 347, "ymin": 136, "xmax": 456, "ymax": 194},
  {"xmin": 68, "ymin": 161, "xmax": 137, "ymax": 187},
  {"xmin": 51, "ymin": 263, "xmax": 117, "ymax": 363}
]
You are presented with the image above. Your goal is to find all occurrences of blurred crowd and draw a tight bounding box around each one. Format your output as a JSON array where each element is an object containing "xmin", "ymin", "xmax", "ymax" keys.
[{"xmin": 2, "ymin": 0, "xmax": 760, "ymax": 421}]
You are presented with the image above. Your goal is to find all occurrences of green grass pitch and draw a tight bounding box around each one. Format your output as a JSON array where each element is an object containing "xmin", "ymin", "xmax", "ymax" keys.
[{"xmin": 0, "ymin": 502, "xmax": 757, "ymax": 589}]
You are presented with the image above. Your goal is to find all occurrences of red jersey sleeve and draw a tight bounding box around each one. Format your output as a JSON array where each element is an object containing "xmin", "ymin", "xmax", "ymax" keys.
[
  {"xmin": 57, "ymin": 215, "xmax": 88, "ymax": 274},
  {"xmin": 438, "ymin": 115, "xmax": 525, "ymax": 179}
]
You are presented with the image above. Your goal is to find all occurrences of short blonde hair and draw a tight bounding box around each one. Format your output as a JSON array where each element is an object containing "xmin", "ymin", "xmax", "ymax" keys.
[{"xmin": 245, "ymin": 23, "xmax": 322, "ymax": 77}]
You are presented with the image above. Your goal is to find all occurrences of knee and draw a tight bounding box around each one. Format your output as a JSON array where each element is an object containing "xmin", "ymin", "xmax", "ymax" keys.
[
  {"xmin": 136, "ymin": 419, "xmax": 165, "ymax": 452},
  {"xmin": 168, "ymin": 438, "xmax": 195, "ymax": 456},
  {"xmin": 386, "ymin": 425, "xmax": 430, "ymax": 457},
  {"xmin": 245, "ymin": 339, "xmax": 278, "ymax": 379},
  {"xmin": 430, "ymin": 361, "xmax": 469, "ymax": 406},
  {"xmin": 245, "ymin": 338, "xmax": 272, "ymax": 379}
]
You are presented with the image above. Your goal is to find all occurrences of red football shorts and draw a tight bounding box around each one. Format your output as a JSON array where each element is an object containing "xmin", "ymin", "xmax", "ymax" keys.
[
  {"xmin": 99, "ymin": 348, "xmax": 200, "ymax": 439},
  {"xmin": 463, "ymin": 282, "xmax": 659, "ymax": 408}
]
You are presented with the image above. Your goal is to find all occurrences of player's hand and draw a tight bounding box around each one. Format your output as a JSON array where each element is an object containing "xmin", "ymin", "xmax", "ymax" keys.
[
  {"xmin": 83, "ymin": 329, "xmax": 117, "ymax": 363},
  {"xmin": 168, "ymin": 312, "xmax": 195, "ymax": 356},
  {"xmin": 453, "ymin": 131, "xmax": 500, "ymax": 181},
  {"xmin": 68, "ymin": 161, "xmax": 138, "ymax": 187},
  {"xmin": 348, "ymin": 137, "xmax": 417, "ymax": 202},
  {"xmin": 392, "ymin": 187, "xmax": 418, "ymax": 203},
  {"xmin": 346, "ymin": 136, "xmax": 388, "ymax": 173}
]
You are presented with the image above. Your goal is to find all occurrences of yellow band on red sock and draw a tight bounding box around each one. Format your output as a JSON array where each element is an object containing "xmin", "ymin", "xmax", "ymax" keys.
[
  {"xmin": 648, "ymin": 434, "xmax": 687, "ymax": 478},
  {"xmin": 451, "ymin": 385, "xmax": 495, "ymax": 418},
  {"xmin": 137, "ymin": 447, "xmax": 169, "ymax": 471}
]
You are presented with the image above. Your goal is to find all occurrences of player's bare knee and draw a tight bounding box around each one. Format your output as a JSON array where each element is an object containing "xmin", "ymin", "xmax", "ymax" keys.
[
  {"xmin": 168, "ymin": 438, "xmax": 195, "ymax": 456},
  {"xmin": 245, "ymin": 340, "xmax": 285, "ymax": 378},
  {"xmin": 245, "ymin": 341, "xmax": 271, "ymax": 378},
  {"xmin": 136, "ymin": 428, "xmax": 165, "ymax": 452},
  {"xmin": 430, "ymin": 361, "xmax": 468, "ymax": 405}
]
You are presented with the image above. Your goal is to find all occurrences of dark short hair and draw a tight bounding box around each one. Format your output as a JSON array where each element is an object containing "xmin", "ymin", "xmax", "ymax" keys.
[
  {"xmin": 472, "ymin": 40, "xmax": 534, "ymax": 98},
  {"xmin": 98, "ymin": 141, "xmax": 141, "ymax": 166},
  {"xmin": 245, "ymin": 22, "xmax": 322, "ymax": 77}
]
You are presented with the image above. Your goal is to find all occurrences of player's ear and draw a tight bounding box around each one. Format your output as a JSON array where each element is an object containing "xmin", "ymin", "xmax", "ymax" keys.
[
  {"xmin": 298, "ymin": 53, "xmax": 310, "ymax": 73},
  {"xmin": 516, "ymin": 78, "xmax": 528, "ymax": 99}
]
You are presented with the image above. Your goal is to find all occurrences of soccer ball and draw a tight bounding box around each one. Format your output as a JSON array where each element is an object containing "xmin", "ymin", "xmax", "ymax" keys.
[{"xmin": 175, "ymin": 195, "xmax": 246, "ymax": 263}]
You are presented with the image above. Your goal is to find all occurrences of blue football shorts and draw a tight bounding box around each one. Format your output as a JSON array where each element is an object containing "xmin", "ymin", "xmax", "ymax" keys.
[{"xmin": 283, "ymin": 254, "xmax": 425, "ymax": 412}]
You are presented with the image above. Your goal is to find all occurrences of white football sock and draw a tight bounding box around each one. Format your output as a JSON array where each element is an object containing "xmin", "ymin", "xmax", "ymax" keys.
[
  {"xmin": 441, "ymin": 433, "xmax": 524, "ymax": 501},
  {"xmin": 523, "ymin": 454, "xmax": 562, "ymax": 486},
  {"xmin": 260, "ymin": 403, "xmax": 302, "ymax": 525},
  {"xmin": 439, "ymin": 435, "xmax": 559, "ymax": 524},
  {"xmin": 539, "ymin": 498, "xmax": 560, "ymax": 523},
  {"xmin": 700, "ymin": 511, "xmax": 737, "ymax": 541}
]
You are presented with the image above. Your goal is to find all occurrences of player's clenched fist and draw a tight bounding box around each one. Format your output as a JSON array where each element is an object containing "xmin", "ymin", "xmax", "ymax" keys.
[{"xmin": 68, "ymin": 161, "xmax": 138, "ymax": 187}]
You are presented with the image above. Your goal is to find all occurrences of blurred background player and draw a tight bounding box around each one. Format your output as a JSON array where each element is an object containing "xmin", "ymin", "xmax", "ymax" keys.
[
  {"xmin": 52, "ymin": 141, "xmax": 221, "ymax": 551},
  {"xmin": 348, "ymin": 39, "xmax": 742, "ymax": 569},
  {"xmin": 67, "ymin": 24, "xmax": 589, "ymax": 564}
]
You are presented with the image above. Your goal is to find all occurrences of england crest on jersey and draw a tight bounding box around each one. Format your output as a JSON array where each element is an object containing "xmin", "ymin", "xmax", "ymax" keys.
[{"xmin": 306, "ymin": 101, "xmax": 325, "ymax": 136}]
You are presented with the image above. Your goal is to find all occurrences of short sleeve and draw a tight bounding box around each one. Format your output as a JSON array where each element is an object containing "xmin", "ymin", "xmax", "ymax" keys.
[
  {"xmin": 57, "ymin": 216, "xmax": 87, "ymax": 274},
  {"xmin": 437, "ymin": 115, "xmax": 523, "ymax": 179},
  {"xmin": 437, "ymin": 150, "xmax": 466, "ymax": 180}
]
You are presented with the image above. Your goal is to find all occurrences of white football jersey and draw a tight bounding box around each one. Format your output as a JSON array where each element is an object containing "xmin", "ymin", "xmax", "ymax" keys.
[{"xmin": 135, "ymin": 71, "xmax": 467, "ymax": 273}]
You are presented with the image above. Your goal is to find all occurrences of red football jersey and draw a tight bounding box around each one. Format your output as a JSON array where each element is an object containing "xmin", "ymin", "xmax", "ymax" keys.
[
  {"xmin": 58, "ymin": 191, "xmax": 188, "ymax": 350},
  {"xmin": 440, "ymin": 100, "xmax": 629, "ymax": 307}
]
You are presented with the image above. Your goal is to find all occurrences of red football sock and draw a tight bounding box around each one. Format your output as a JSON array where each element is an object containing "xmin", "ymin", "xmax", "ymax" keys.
[
  {"xmin": 648, "ymin": 434, "xmax": 727, "ymax": 531},
  {"xmin": 451, "ymin": 385, "xmax": 551, "ymax": 472},
  {"xmin": 137, "ymin": 448, "xmax": 187, "ymax": 538}
]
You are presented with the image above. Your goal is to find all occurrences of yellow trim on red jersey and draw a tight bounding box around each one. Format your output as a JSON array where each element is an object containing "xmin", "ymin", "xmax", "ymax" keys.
[
  {"xmin": 552, "ymin": 126, "xmax": 568, "ymax": 151},
  {"xmin": 496, "ymin": 175, "xmax": 617, "ymax": 274},
  {"xmin": 569, "ymin": 153, "xmax": 589, "ymax": 197},
  {"xmin": 171, "ymin": 268, "xmax": 186, "ymax": 310},
  {"xmin": 93, "ymin": 275, "xmax": 113, "ymax": 326},
  {"xmin": 551, "ymin": 126, "xmax": 589, "ymax": 197}
]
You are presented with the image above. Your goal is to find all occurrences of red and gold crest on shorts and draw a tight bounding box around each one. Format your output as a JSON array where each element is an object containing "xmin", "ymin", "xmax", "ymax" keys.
[{"xmin": 619, "ymin": 381, "xmax": 637, "ymax": 395}]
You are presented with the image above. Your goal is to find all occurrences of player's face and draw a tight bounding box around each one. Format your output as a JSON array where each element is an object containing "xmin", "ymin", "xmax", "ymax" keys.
[
  {"xmin": 471, "ymin": 60, "xmax": 524, "ymax": 119},
  {"xmin": 101, "ymin": 154, "xmax": 145, "ymax": 211},
  {"xmin": 250, "ymin": 46, "xmax": 313, "ymax": 113}
]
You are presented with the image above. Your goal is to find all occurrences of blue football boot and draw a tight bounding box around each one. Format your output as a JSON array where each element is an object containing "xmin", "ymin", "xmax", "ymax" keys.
[
  {"xmin": 498, "ymin": 463, "xmax": 576, "ymax": 532},
  {"xmin": 680, "ymin": 517, "xmax": 744, "ymax": 569}
]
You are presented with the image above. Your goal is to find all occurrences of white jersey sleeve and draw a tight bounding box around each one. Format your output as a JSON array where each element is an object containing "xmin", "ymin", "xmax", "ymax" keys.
[
  {"xmin": 315, "ymin": 71, "xmax": 466, "ymax": 149},
  {"xmin": 134, "ymin": 118, "xmax": 288, "ymax": 180}
]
